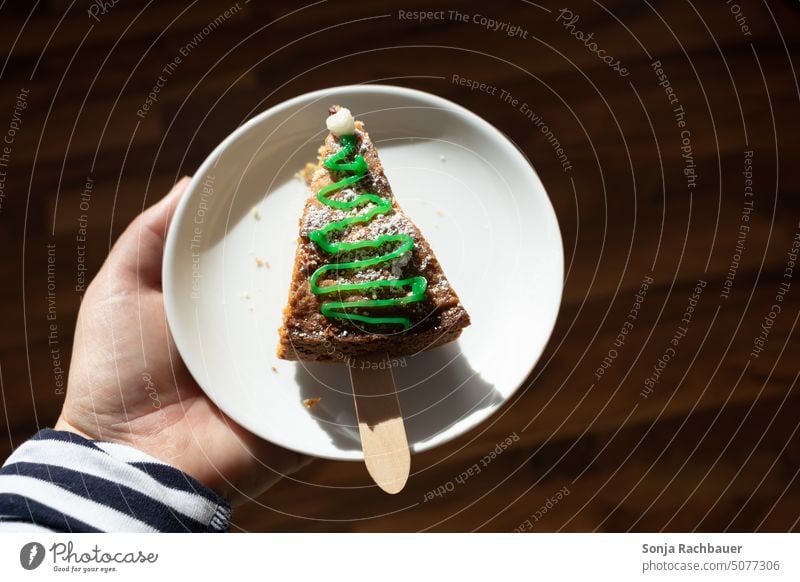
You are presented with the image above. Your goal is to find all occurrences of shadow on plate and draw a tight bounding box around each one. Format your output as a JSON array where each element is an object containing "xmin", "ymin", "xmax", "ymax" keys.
[{"xmin": 295, "ymin": 341, "xmax": 503, "ymax": 453}]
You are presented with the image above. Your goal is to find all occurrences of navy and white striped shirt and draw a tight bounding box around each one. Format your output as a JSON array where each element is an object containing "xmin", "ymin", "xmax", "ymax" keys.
[{"xmin": 0, "ymin": 429, "xmax": 230, "ymax": 532}]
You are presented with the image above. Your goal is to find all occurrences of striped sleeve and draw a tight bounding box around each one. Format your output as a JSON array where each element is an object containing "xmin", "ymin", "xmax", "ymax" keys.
[{"xmin": 0, "ymin": 429, "xmax": 231, "ymax": 533}]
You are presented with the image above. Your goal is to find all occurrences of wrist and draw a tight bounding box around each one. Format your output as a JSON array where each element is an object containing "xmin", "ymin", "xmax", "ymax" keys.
[
  {"xmin": 54, "ymin": 415, "xmax": 95, "ymax": 441},
  {"xmin": 55, "ymin": 414, "xmax": 226, "ymax": 500}
]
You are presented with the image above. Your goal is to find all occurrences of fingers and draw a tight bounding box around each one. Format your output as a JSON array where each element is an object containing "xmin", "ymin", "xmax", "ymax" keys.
[
  {"xmin": 104, "ymin": 177, "xmax": 192, "ymax": 289},
  {"xmin": 140, "ymin": 175, "xmax": 192, "ymax": 239}
]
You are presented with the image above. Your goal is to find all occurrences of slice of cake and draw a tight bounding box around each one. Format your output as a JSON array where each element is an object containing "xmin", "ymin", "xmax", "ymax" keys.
[{"xmin": 277, "ymin": 106, "xmax": 470, "ymax": 362}]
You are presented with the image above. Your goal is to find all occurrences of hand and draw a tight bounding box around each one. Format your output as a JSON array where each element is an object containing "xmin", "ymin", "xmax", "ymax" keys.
[{"xmin": 56, "ymin": 177, "xmax": 308, "ymax": 505}]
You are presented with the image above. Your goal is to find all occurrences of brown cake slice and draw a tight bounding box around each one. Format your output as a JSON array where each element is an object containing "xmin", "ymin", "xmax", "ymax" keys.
[{"xmin": 277, "ymin": 106, "xmax": 470, "ymax": 362}]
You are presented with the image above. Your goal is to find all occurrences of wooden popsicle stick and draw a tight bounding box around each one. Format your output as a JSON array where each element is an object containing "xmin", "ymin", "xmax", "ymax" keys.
[{"xmin": 348, "ymin": 353, "xmax": 410, "ymax": 494}]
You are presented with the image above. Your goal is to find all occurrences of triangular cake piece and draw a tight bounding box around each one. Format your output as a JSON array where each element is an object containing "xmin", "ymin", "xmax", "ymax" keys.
[{"xmin": 277, "ymin": 106, "xmax": 470, "ymax": 362}]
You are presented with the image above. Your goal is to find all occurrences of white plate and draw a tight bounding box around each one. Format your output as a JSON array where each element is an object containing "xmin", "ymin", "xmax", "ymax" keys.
[{"xmin": 163, "ymin": 85, "xmax": 563, "ymax": 461}]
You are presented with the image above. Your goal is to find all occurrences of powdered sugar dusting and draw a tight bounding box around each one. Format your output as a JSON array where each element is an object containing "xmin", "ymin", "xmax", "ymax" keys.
[
  {"xmin": 361, "ymin": 211, "xmax": 416, "ymax": 241},
  {"xmin": 302, "ymin": 205, "xmax": 343, "ymax": 235}
]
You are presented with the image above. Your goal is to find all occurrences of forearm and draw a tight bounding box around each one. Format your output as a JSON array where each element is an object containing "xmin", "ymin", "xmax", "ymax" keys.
[{"xmin": 0, "ymin": 429, "xmax": 230, "ymax": 533}]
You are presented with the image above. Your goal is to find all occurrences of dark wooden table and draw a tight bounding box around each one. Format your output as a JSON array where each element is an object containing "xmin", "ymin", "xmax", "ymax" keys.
[{"xmin": 1, "ymin": 0, "xmax": 798, "ymax": 531}]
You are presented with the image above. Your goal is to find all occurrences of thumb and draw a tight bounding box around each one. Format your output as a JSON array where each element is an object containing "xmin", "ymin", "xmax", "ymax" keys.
[{"xmin": 106, "ymin": 176, "xmax": 192, "ymax": 289}]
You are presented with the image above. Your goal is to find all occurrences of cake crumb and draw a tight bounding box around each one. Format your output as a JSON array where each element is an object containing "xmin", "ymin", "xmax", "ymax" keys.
[
  {"xmin": 439, "ymin": 154, "xmax": 446, "ymax": 162},
  {"xmin": 271, "ymin": 366, "xmax": 278, "ymax": 373},
  {"xmin": 302, "ymin": 397, "xmax": 321, "ymax": 409},
  {"xmin": 296, "ymin": 163, "xmax": 316, "ymax": 183},
  {"xmin": 242, "ymin": 292, "xmax": 251, "ymax": 300},
  {"xmin": 255, "ymin": 257, "xmax": 269, "ymax": 268},
  {"xmin": 250, "ymin": 206, "xmax": 261, "ymax": 220},
  {"xmin": 436, "ymin": 210, "xmax": 445, "ymax": 217}
]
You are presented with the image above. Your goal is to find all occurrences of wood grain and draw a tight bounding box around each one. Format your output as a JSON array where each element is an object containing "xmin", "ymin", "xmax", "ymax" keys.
[
  {"xmin": 0, "ymin": 0, "xmax": 798, "ymax": 532},
  {"xmin": 350, "ymin": 355, "xmax": 411, "ymax": 494}
]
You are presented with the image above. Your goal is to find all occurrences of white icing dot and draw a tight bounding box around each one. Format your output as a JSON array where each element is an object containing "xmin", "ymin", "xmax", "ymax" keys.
[{"xmin": 326, "ymin": 107, "xmax": 356, "ymax": 136}]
